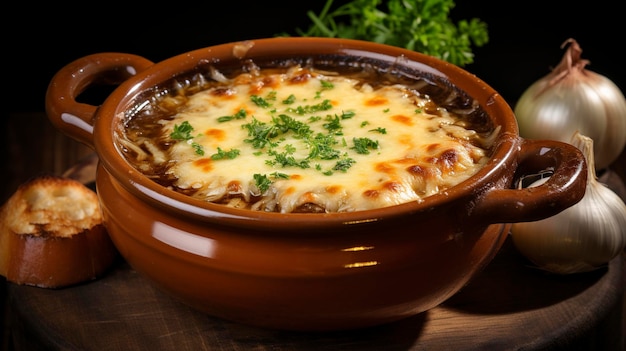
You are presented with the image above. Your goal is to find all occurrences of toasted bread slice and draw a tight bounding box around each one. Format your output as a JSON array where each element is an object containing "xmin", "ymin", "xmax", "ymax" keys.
[{"xmin": 0, "ymin": 175, "xmax": 117, "ymax": 288}]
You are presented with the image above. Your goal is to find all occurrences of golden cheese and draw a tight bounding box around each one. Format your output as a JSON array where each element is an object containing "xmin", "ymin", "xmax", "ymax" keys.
[{"xmin": 120, "ymin": 66, "xmax": 495, "ymax": 213}]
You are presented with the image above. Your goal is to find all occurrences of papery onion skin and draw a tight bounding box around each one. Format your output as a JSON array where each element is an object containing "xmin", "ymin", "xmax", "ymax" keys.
[
  {"xmin": 510, "ymin": 132, "xmax": 626, "ymax": 274},
  {"xmin": 514, "ymin": 39, "xmax": 626, "ymax": 170}
]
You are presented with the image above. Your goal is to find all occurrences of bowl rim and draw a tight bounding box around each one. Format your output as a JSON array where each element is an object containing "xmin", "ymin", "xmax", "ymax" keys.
[{"xmin": 93, "ymin": 37, "xmax": 518, "ymax": 228}]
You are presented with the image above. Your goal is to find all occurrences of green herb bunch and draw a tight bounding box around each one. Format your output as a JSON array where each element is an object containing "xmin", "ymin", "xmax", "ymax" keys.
[{"xmin": 287, "ymin": 0, "xmax": 488, "ymax": 67}]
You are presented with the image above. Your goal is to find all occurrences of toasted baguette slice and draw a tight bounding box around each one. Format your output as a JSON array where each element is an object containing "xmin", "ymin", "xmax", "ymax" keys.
[{"xmin": 0, "ymin": 175, "xmax": 117, "ymax": 288}]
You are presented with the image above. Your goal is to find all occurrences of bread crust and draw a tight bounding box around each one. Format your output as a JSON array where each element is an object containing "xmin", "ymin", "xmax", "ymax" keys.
[{"xmin": 0, "ymin": 175, "xmax": 117, "ymax": 288}]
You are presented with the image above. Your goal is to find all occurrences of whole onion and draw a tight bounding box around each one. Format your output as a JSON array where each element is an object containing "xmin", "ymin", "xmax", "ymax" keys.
[{"xmin": 514, "ymin": 38, "xmax": 626, "ymax": 170}]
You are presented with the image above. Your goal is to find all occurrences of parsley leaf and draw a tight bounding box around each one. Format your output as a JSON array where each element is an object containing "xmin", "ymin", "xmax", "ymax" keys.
[
  {"xmin": 170, "ymin": 121, "xmax": 205, "ymax": 155},
  {"xmin": 192, "ymin": 143, "xmax": 205, "ymax": 156},
  {"xmin": 351, "ymin": 137, "xmax": 379, "ymax": 154},
  {"xmin": 320, "ymin": 80, "xmax": 334, "ymax": 90},
  {"xmin": 369, "ymin": 127, "xmax": 387, "ymax": 134},
  {"xmin": 282, "ymin": 94, "xmax": 296, "ymax": 104},
  {"xmin": 286, "ymin": 99, "xmax": 333, "ymax": 115},
  {"xmin": 242, "ymin": 118, "xmax": 280, "ymax": 149},
  {"xmin": 251, "ymin": 95, "xmax": 271, "ymax": 108},
  {"xmin": 170, "ymin": 121, "xmax": 195, "ymax": 141},
  {"xmin": 210, "ymin": 147, "xmax": 241, "ymax": 160},
  {"xmin": 253, "ymin": 172, "xmax": 291, "ymax": 193},
  {"xmin": 307, "ymin": 133, "xmax": 341, "ymax": 160},
  {"xmin": 217, "ymin": 109, "xmax": 247, "ymax": 122},
  {"xmin": 283, "ymin": 0, "xmax": 488, "ymax": 67},
  {"xmin": 267, "ymin": 148, "xmax": 311, "ymax": 168},
  {"xmin": 333, "ymin": 157, "xmax": 356, "ymax": 172},
  {"xmin": 253, "ymin": 174, "xmax": 272, "ymax": 193}
]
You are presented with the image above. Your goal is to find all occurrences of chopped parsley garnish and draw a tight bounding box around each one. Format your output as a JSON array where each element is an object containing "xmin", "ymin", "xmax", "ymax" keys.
[
  {"xmin": 217, "ymin": 109, "xmax": 247, "ymax": 122},
  {"xmin": 333, "ymin": 157, "xmax": 356, "ymax": 172},
  {"xmin": 210, "ymin": 147, "xmax": 241, "ymax": 160},
  {"xmin": 170, "ymin": 121, "xmax": 195, "ymax": 141},
  {"xmin": 270, "ymin": 171, "xmax": 290, "ymax": 179},
  {"xmin": 323, "ymin": 115, "xmax": 343, "ymax": 135},
  {"xmin": 282, "ymin": 94, "xmax": 296, "ymax": 104},
  {"xmin": 273, "ymin": 114, "xmax": 311, "ymax": 138},
  {"xmin": 307, "ymin": 133, "xmax": 341, "ymax": 160},
  {"xmin": 286, "ymin": 99, "xmax": 333, "ymax": 115},
  {"xmin": 254, "ymin": 172, "xmax": 291, "ymax": 193},
  {"xmin": 351, "ymin": 137, "xmax": 379, "ymax": 154},
  {"xmin": 265, "ymin": 91, "xmax": 277, "ymax": 102},
  {"xmin": 322, "ymin": 156, "xmax": 356, "ymax": 175},
  {"xmin": 253, "ymin": 174, "xmax": 272, "ymax": 192},
  {"xmin": 251, "ymin": 95, "xmax": 271, "ymax": 108},
  {"xmin": 340, "ymin": 110, "xmax": 355, "ymax": 119},
  {"xmin": 192, "ymin": 143, "xmax": 205, "ymax": 156},
  {"xmin": 171, "ymin": 73, "xmax": 400, "ymax": 192},
  {"xmin": 242, "ymin": 118, "xmax": 281, "ymax": 149},
  {"xmin": 320, "ymin": 80, "xmax": 334, "ymax": 89},
  {"xmin": 170, "ymin": 121, "xmax": 205, "ymax": 155},
  {"xmin": 267, "ymin": 149, "xmax": 311, "ymax": 168}
]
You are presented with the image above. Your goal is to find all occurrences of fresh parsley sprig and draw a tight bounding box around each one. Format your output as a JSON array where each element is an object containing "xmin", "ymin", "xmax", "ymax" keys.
[{"xmin": 284, "ymin": 0, "xmax": 488, "ymax": 67}]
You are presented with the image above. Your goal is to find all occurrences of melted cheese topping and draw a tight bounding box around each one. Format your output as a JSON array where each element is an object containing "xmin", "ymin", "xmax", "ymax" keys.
[{"xmin": 124, "ymin": 67, "xmax": 494, "ymax": 213}]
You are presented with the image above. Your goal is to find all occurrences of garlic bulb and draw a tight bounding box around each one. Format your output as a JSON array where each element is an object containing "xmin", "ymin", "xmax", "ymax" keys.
[
  {"xmin": 514, "ymin": 38, "xmax": 626, "ymax": 170},
  {"xmin": 510, "ymin": 132, "xmax": 626, "ymax": 274}
]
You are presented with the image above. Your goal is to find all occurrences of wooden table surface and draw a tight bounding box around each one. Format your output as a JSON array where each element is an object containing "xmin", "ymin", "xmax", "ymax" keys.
[{"xmin": 2, "ymin": 113, "xmax": 625, "ymax": 350}]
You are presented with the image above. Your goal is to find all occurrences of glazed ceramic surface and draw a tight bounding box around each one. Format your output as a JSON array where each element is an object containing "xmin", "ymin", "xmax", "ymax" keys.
[{"xmin": 45, "ymin": 38, "xmax": 587, "ymax": 331}]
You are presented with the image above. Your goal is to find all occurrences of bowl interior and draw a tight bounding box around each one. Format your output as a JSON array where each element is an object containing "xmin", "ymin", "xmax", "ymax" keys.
[{"xmin": 95, "ymin": 38, "xmax": 518, "ymax": 228}]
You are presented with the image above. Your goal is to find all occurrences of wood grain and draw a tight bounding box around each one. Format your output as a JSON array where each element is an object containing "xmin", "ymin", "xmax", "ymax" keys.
[{"xmin": 5, "ymin": 235, "xmax": 624, "ymax": 350}]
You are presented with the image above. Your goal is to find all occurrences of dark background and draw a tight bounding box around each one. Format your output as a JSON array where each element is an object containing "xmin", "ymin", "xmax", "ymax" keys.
[
  {"xmin": 2, "ymin": 3, "xmax": 625, "ymax": 348},
  {"xmin": 5, "ymin": 0, "xmax": 624, "ymax": 115}
]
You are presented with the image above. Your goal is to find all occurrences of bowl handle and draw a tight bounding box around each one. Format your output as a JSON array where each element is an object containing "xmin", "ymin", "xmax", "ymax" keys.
[
  {"xmin": 472, "ymin": 138, "xmax": 587, "ymax": 223},
  {"xmin": 45, "ymin": 53, "xmax": 154, "ymax": 148}
]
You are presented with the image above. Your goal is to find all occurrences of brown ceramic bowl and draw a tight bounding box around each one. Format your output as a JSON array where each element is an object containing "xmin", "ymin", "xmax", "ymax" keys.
[{"xmin": 45, "ymin": 37, "xmax": 587, "ymax": 331}]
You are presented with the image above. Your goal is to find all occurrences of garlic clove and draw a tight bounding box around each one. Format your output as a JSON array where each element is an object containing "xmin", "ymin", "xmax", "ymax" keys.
[{"xmin": 510, "ymin": 132, "xmax": 626, "ymax": 274}]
